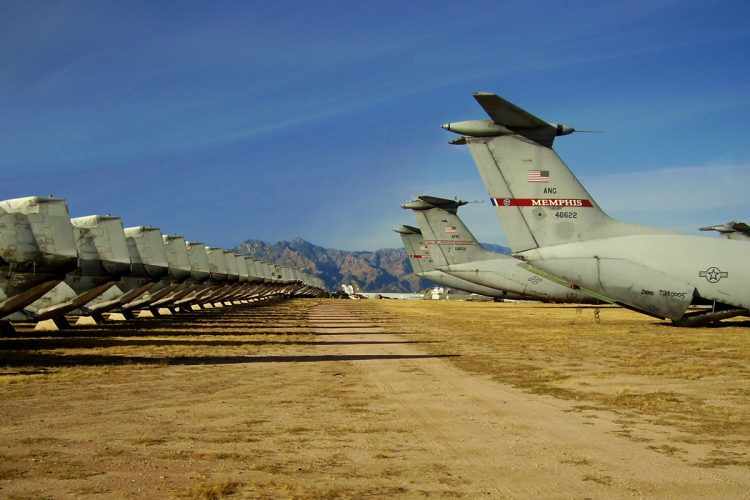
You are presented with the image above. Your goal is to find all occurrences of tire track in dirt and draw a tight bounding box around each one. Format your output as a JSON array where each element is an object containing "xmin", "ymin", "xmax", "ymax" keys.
[{"xmin": 306, "ymin": 301, "xmax": 750, "ymax": 499}]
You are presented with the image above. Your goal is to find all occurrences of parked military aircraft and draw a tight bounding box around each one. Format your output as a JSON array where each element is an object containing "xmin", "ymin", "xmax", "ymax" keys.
[
  {"xmin": 404, "ymin": 195, "xmax": 594, "ymax": 302},
  {"xmin": 145, "ymin": 234, "xmax": 204, "ymax": 312},
  {"xmin": 394, "ymin": 224, "xmax": 512, "ymax": 299},
  {"xmin": 0, "ymin": 192, "xmax": 326, "ymax": 333},
  {"xmin": 444, "ymin": 92, "xmax": 749, "ymax": 325},
  {"xmin": 157, "ymin": 239, "xmax": 213, "ymax": 312},
  {"xmin": 24, "ymin": 214, "xmax": 131, "ymax": 329},
  {"xmin": 0, "ymin": 196, "xmax": 78, "ymax": 332}
]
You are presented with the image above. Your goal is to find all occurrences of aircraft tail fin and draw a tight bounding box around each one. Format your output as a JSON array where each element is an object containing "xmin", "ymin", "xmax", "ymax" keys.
[
  {"xmin": 466, "ymin": 135, "xmax": 601, "ymax": 251},
  {"xmin": 465, "ymin": 134, "xmax": 666, "ymax": 252},
  {"xmin": 452, "ymin": 93, "xmax": 669, "ymax": 253},
  {"xmin": 401, "ymin": 200, "xmax": 450, "ymax": 267},
  {"xmin": 408, "ymin": 195, "xmax": 505, "ymax": 265},
  {"xmin": 393, "ymin": 225, "xmax": 434, "ymax": 274}
]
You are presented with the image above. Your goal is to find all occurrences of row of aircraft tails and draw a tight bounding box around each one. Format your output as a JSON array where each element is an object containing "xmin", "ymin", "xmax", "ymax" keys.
[
  {"xmin": 0, "ymin": 196, "xmax": 326, "ymax": 334},
  {"xmin": 397, "ymin": 92, "xmax": 748, "ymax": 326}
]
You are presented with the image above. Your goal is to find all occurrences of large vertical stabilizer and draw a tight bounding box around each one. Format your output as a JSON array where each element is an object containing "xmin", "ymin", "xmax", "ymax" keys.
[
  {"xmin": 393, "ymin": 225, "xmax": 434, "ymax": 275},
  {"xmin": 447, "ymin": 93, "xmax": 668, "ymax": 253},
  {"xmin": 466, "ymin": 135, "xmax": 664, "ymax": 252},
  {"xmin": 393, "ymin": 223, "xmax": 508, "ymax": 298},
  {"xmin": 405, "ymin": 195, "xmax": 505, "ymax": 265}
]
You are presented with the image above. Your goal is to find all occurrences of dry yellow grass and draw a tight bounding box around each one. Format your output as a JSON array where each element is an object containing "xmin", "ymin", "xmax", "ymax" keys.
[
  {"xmin": 372, "ymin": 300, "xmax": 750, "ymax": 464},
  {"xmin": 184, "ymin": 480, "xmax": 243, "ymax": 499},
  {"xmin": 2, "ymin": 298, "xmax": 748, "ymax": 498}
]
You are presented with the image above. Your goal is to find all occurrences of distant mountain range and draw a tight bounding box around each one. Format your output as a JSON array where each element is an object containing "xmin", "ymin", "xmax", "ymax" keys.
[{"xmin": 234, "ymin": 237, "xmax": 510, "ymax": 293}]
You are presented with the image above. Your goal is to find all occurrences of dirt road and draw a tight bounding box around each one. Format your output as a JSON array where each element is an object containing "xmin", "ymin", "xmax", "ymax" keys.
[{"xmin": 1, "ymin": 299, "xmax": 748, "ymax": 498}]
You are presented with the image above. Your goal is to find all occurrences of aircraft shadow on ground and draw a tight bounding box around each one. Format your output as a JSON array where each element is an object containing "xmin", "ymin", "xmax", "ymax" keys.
[
  {"xmin": 77, "ymin": 322, "xmax": 313, "ymax": 330},
  {"xmin": 502, "ymin": 305, "xmax": 616, "ymax": 309},
  {"xmin": 0, "ymin": 352, "xmax": 458, "ymax": 369},
  {"xmin": 4, "ymin": 329, "xmax": 415, "ymax": 339},
  {"xmin": 0, "ymin": 338, "xmax": 438, "ymax": 350},
  {"xmin": 64, "ymin": 321, "xmax": 385, "ymax": 330},
  {"xmin": 667, "ymin": 319, "xmax": 750, "ymax": 329}
]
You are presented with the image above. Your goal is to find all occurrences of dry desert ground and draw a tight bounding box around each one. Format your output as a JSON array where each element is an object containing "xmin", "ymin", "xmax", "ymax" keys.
[{"xmin": 1, "ymin": 298, "xmax": 749, "ymax": 499}]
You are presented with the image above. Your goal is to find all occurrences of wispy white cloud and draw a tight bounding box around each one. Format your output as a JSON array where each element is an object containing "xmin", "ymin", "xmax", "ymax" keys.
[
  {"xmin": 583, "ymin": 163, "xmax": 750, "ymax": 235},
  {"xmin": 349, "ymin": 162, "xmax": 750, "ymax": 250},
  {"xmin": 584, "ymin": 163, "xmax": 750, "ymax": 213}
]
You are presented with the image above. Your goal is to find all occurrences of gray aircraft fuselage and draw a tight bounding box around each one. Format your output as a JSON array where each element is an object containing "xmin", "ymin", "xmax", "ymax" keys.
[
  {"xmin": 418, "ymin": 269, "xmax": 516, "ymax": 298},
  {"xmin": 442, "ymin": 259, "xmax": 591, "ymax": 302},
  {"xmin": 521, "ymin": 234, "xmax": 749, "ymax": 319}
]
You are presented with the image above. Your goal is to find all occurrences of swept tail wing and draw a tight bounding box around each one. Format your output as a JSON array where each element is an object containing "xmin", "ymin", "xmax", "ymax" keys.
[{"xmin": 473, "ymin": 92, "xmax": 549, "ymax": 129}]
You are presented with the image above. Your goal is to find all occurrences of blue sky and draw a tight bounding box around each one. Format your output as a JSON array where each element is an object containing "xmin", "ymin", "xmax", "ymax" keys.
[{"xmin": 1, "ymin": 0, "xmax": 749, "ymax": 250}]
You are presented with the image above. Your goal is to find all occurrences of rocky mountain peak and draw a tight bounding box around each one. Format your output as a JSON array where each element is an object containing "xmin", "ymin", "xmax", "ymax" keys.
[{"xmin": 234, "ymin": 238, "xmax": 509, "ymax": 292}]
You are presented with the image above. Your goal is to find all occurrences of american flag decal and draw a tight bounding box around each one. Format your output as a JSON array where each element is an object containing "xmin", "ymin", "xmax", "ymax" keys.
[{"xmin": 528, "ymin": 170, "xmax": 550, "ymax": 182}]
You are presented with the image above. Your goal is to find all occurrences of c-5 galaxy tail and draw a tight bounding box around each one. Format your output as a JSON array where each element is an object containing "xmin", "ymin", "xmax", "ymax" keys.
[
  {"xmin": 393, "ymin": 223, "xmax": 510, "ymax": 298},
  {"xmin": 393, "ymin": 225, "xmax": 434, "ymax": 274},
  {"xmin": 401, "ymin": 196, "xmax": 501, "ymax": 265},
  {"xmin": 451, "ymin": 93, "xmax": 665, "ymax": 253}
]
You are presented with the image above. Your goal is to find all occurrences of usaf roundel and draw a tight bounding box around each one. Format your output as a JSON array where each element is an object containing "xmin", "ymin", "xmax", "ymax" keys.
[{"xmin": 699, "ymin": 266, "xmax": 728, "ymax": 283}]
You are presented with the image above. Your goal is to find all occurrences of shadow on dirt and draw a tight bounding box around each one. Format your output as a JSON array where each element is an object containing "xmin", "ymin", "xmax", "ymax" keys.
[
  {"xmin": 0, "ymin": 352, "xmax": 458, "ymax": 369},
  {"xmin": 0, "ymin": 338, "xmax": 438, "ymax": 350}
]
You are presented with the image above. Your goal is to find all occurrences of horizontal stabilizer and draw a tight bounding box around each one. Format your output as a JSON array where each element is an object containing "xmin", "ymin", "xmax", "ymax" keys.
[
  {"xmin": 417, "ymin": 195, "xmax": 467, "ymax": 213},
  {"xmin": 393, "ymin": 225, "xmax": 422, "ymax": 235},
  {"xmin": 441, "ymin": 92, "xmax": 578, "ymax": 147},
  {"xmin": 473, "ymin": 92, "xmax": 549, "ymax": 130}
]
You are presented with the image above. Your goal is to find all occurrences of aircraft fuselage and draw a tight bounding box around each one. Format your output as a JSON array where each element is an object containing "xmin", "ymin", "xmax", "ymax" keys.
[
  {"xmin": 521, "ymin": 234, "xmax": 749, "ymax": 320},
  {"xmin": 418, "ymin": 270, "xmax": 513, "ymax": 298},
  {"xmin": 441, "ymin": 257, "xmax": 593, "ymax": 303}
]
